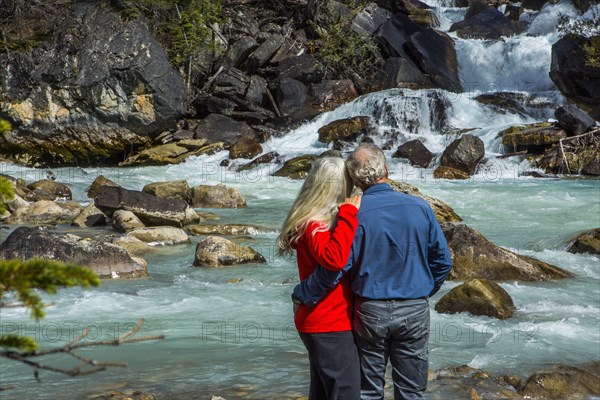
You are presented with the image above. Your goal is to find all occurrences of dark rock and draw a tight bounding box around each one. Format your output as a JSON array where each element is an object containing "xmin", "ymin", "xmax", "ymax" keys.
[
  {"xmin": 474, "ymin": 92, "xmax": 530, "ymax": 117},
  {"xmin": 190, "ymin": 184, "xmax": 247, "ymax": 208},
  {"xmin": 243, "ymin": 34, "xmax": 284, "ymax": 73},
  {"xmin": 272, "ymin": 155, "xmax": 318, "ymax": 179},
  {"xmin": 194, "ymin": 114, "xmax": 256, "ymax": 145},
  {"xmin": 378, "ymin": 57, "xmax": 429, "ymax": 90},
  {"xmin": 352, "ymin": 4, "xmax": 392, "ymax": 37},
  {"xmin": 519, "ymin": 364, "xmax": 600, "ymax": 399},
  {"xmin": 195, "ymin": 94, "xmax": 238, "ymax": 116},
  {"xmin": 237, "ymin": 151, "xmax": 280, "ymax": 171},
  {"xmin": 392, "ymin": 140, "xmax": 433, "ymax": 167},
  {"xmin": 388, "ymin": 180, "xmax": 462, "ymax": 223},
  {"xmin": 320, "ymin": 150, "xmax": 343, "ymax": 158},
  {"xmin": 572, "ymin": 0, "xmax": 593, "ymax": 13},
  {"xmin": 310, "ymin": 80, "xmax": 358, "ymax": 113},
  {"xmin": 142, "ymin": 180, "xmax": 192, "ymax": 203},
  {"xmin": 229, "ymin": 135, "xmax": 263, "ymax": 159},
  {"xmin": 550, "ymin": 35, "xmax": 600, "ymax": 114},
  {"xmin": 318, "ymin": 117, "xmax": 372, "ymax": 143},
  {"xmin": 306, "ymin": 0, "xmax": 352, "ymax": 36},
  {"xmin": 504, "ymin": 4, "xmax": 521, "ymax": 21},
  {"xmin": 270, "ymin": 29, "xmax": 308, "ymax": 64},
  {"xmin": 435, "ymin": 279, "xmax": 516, "ymax": 319},
  {"xmin": 245, "ymin": 75, "xmax": 268, "ymax": 107},
  {"xmin": 567, "ymin": 228, "xmax": 600, "ymax": 256},
  {"xmin": 275, "ymin": 54, "xmax": 324, "ymax": 84},
  {"xmin": 535, "ymin": 131, "xmax": 600, "ymax": 174},
  {"xmin": 0, "ymin": 226, "xmax": 147, "ymax": 279},
  {"xmin": 220, "ymin": 159, "xmax": 230, "ymax": 167},
  {"xmin": 212, "ymin": 68, "xmax": 250, "ymax": 98},
  {"xmin": 274, "ymin": 78, "xmax": 310, "ymax": 119},
  {"xmin": 520, "ymin": 0, "xmax": 549, "ymax": 10},
  {"xmin": 222, "ymin": 36, "xmax": 259, "ymax": 69},
  {"xmin": 433, "ymin": 166, "xmax": 470, "ymax": 180},
  {"xmin": 87, "ymin": 175, "xmax": 120, "ymax": 199},
  {"xmin": 442, "ymin": 223, "xmax": 573, "ymax": 281},
  {"xmin": 172, "ymin": 129, "xmax": 194, "ymax": 141},
  {"xmin": 72, "ymin": 204, "xmax": 107, "ymax": 228},
  {"xmin": 95, "ymin": 186, "xmax": 189, "ymax": 227},
  {"xmin": 555, "ymin": 104, "xmax": 596, "ymax": 136},
  {"xmin": 27, "ymin": 180, "xmax": 72, "ymax": 200},
  {"xmin": 194, "ymin": 236, "xmax": 266, "ymax": 267},
  {"xmin": 582, "ymin": 157, "xmax": 600, "ymax": 175},
  {"xmin": 450, "ymin": 1, "xmax": 522, "ymax": 40},
  {"xmin": 440, "ymin": 134, "xmax": 485, "ymax": 175},
  {"xmin": 88, "ymin": 390, "xmax": 155, "ymax": 400},
  {"xmin": 118, "ymin": 141, "xmax": 223, "ymax": 167}
]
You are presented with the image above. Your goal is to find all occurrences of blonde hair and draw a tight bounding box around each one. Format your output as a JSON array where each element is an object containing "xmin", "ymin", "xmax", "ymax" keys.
[{"xmin": 278, "ymin": 157, "xmax": 353, "ymax": 256}]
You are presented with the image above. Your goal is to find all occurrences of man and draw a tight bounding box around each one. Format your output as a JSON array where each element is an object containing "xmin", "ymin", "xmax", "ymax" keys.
[{"xmin": 292, "ymin": 143, "xmax": 452, "ymax": 400}]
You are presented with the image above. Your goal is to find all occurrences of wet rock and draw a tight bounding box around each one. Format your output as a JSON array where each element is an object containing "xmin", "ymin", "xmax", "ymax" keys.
[
  {"xmin": 95, "ymin": 186, "xmax": 189, "ymax": 227},
  {"xmin": 535, "ymin": 131, "xmax": 600, "ymax": 174},
  {"xmin": 318, "ymin": 117, "xmax": 372, "ymax": 143},
  {"xmin": 450, "ymin": 1, "xmax": 522, "ymax": 40},
  {"xmin": 392, "ymin": 140, "xmax": 434, "ymax": 167},
  {"xmin": 519, "ymin": 364, "xmax": 600, "ymax": 399},
  {"xmin": 183, "ymin": 207, "xmax": 201, "ymax": 226},
  {"xmin": 433, "ymin": 166, "xmax": 470, "ymax": 180},
  {"xmin": 310, "ymin": 80, "xmax": 358, "ymax": 114},
  {"xmin": 550, "ymin": 35, "xmax": 600, "ymax": 115},
  {"xmin": 126, "ymin": 227, "xmax": 190, "ymax": 245},
  {"xmin": 567, "ymin": 228, "xmax": 600, "ymax": 256},
  {"xmin": 0, "ymin": 227, "xmax": 147, "ymax": 279},
  {"xmin": 188, "ymin": 224, "xmax": 275, "ymax": 236},
  {"xmin": 119, "ymin": 141, "xmax": 223, "ymax": 167},
  {"xmin": 6, "ymin": 200, "xmax": 83, "ymax": 225},
  {"xmin": 555, "ymin": 104, "xmax": 595, "ymax": 136},
  {"xmin": 442, "ymin": 223, "xmax": 573, "ymax": 281},
  {"xmin": 501, "ymin": 124, "xmax": 567, "ymax": 153},
  {"xmin": 521, "ymin": 0, "xmax": 549, "ymax": 10},
  {"xmin": 229, "ymin": 135, "xmax": 263, "ymax": 159},
  {"xmin": 237, "ymin": 151, "xmax": 280, "ymax": 171},
  {"xmin": 474, "ymin": 92, "xmax": 530, "ymax": 117},
  {"xmin": 379, "ymin": 0, "xmax": 439, "ymax": 26},
  {"xmin": 272, "ymin": 155, "xmax": 318, "ymax": 179},
  {"xmin": 388, "ymin": 180, "xmax": 462, "ymax": 223},
  {"xmin": 194, "ymin": 236, "xmax": 266, "ymax": 267},
  {"xmin": 88, "ymin": 390, "xmax": 155, "ymax": 400},
  {"xmin": 112, "ymin": 210, "xmax": 145, "ymax": 232},
  {"xmin": 194, "ymin": 114, "xmax": 256, "ymax": 146},
  {"xmin": 72, "ymin": 204, "xmax": 107, "ymax": 227},
  {"xmin": 435, "ymin": 279, "xmax": 516, "ymax": 319},
  {"xmin": 440, "ymin": 134, "xmax": 485, "ymax": 175},
  {"xmin": 190, "ymin": 184, "xmax": 247, "ymax": 208},
  {"xmin": 142, "ymin": 180, "xmax": 192, "ymax": 204},
  {"xmin": 87, "ymin": 175, "xmax": 120, "ymax": 199},
  {"xmin": 27, "ymin": 180, "xmax": 72, "ymax": 200}
]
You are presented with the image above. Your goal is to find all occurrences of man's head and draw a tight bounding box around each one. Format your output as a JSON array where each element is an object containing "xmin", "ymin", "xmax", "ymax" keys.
[{"xmin": 346, "ymin": 143, "xmax": 388, "ymax": 189}]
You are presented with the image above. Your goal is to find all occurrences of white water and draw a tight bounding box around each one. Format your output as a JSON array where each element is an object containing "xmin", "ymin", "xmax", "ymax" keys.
[{"xmin": 1, "ymin": 1, "xmax": 600, "ymax": 399}]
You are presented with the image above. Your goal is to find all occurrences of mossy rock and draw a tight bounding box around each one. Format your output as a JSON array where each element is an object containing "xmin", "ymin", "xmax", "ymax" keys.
[
  {"xmin": 435, "ymin": 279, "xmax": 515, "ymax": 319},
  {"xmin": 519, "ymin": 363, "xmax": 600, "ymax": 399},
  {"xmin": 317, "ymin": 116, "xmax": 372, "ymax": 143},
  {"xmin": 567, "ymin": 228, "xmax": 600, "ymax": 256},
  {"xmin": 87, "ymin": 175, "xmax": 120, "ymax": 199},
  {"xmin": 433, "ymin": 166, "xmax": 470, "ymax": 180},
  {"xmin": 272, "ymin": 155, "xmax": 318, "ymax": 179},
  {"xmin": 388, "ymin": 180, "xmax": 462, "ymax": 223}
]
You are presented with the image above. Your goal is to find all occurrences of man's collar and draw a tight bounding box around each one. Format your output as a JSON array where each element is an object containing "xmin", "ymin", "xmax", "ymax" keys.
[{"xmin": 363, "ymin": 182, "xmax": 392, "ymax": 194}]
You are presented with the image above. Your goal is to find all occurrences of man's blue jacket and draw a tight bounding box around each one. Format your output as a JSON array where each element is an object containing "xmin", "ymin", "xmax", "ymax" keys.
[{"xmin": 293, "ymin": 182, "xmax": 453, "ymax": 305}]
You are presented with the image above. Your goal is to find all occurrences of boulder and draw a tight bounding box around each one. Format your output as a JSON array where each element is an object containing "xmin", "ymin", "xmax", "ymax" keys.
[
  {"xmin": 555, "ymin": 104, "xmax": 595, "ymax": 136},
  {"xmin": 306, "ymin": 0, "xmax": 352, "ymax": 36},
  {"xmin": 433, "ymin": 166, "xmax": 470, "ymax": 180},
  {"xmin": 352, "ymin": 4, "xmax": 392, "ymax": 37},
  {"xmin": 194, "ymin": 236, "xmax": 266, "ymax": 267},
  {"xmin": 474, "ymin": 92, "xmax": 530, "ymax": 117},
  {"xmin": 378, "ymin": 57, "xmax": 429, "ymax": 90},
  {"xmin": 111, "ymin": 236, "xmax": 153, "ymax": 257},
  {"xmin": 442, "ymin": 223, "xmax": 573, "ymax": 281},
  {"xmin": 222, "ymin": 36, "xmax": 259, "ymax": 69},
  {"xmin": 6, "ymin": 200, "xmax": 83, "ymax": 225},
  {"xmin": 112, "ymin": 210, "xmax": 145, "ymax": 233},
  {"xmin": 519, "ymin": 364, "xmax": 600, "ymax": 399},
  {"xmin": 237, "ymin": 151, "xmax": 280, "ymax": 171},
  {"xmin": 275, "ymin": 54, "xmax": 324, "ymax": 84},
  {"xmin": 183, "ymin": 207, "xmax": 201, "ymax": 226},
  {"xmin": 211, "ymin": 68, "xmax": 250, "ymax": 98},
  {"xmin": 242, "ymin": 34, "xmax": 284, "ymax": 73},
  {"xmin": 190, "ymin": 184, "xmax": 247, "ymax": 208},
  {"xmin": 388, "ymin": 180, "xmax": 462, "ymax": 223},
  {"xmin": 4, "ymin": 193, "xmax": 29, "ymax": 213},
  {"xmin": 0, "ymin": 2, "xmax": 186, "ymax": 167},
  {"xmin": 450, "ymin": 1, "xmax": 522, "ymax": 40},
  {"xmin": 440, "ymin": 134, "xmax": 485, "ymax": 176},
  {"xmin": 272, "ymin": 155, "xmax": 318, "ymax": 179},
  {"xmin": 274, "ymin": 78, "xmax": 311, "ymax": 120},
  {"xmin": 87, "ymin": 175, "xmax": 120, "ymax": 199},
  {"xmin": 118, "ymin": 141, "xmax": 223, "ymax": 167},
  {"xmin": 318, "ymin": 117, "xmax": 373, "ymax": 143},
  {"xmin": 229, "ymin": 135, "xmax": 263, "ymax": 159},
  {"xmin": 27, "ymin": 180, "xmax": 72, "ymax": 200},
  {"xmin": 310, "ymin": 80, "xmax": 358, "ymax": 114},
  {"xmin": 376, "ymin": 14, "xmax": 462, "ymax": 92},
  {"xmin": 95, "ymin": 186, "xmax": 189, "ymax": 227},
  {"xmin": 126, "ymin": 227, "xmax": 190, "ymax": 245},
  {"xmin": 245, "ymin": 75, "xmax": 268, "ymax": 107},
  {"xmin": 194, "ymin": 114, "xmax": 256, "ymax": 145},
  {"xmin": 142, "ymin": 180, "xmax": 192, "ymax": 203},
  {"xmin": 501, "ymin": 124, "xmax": 567, "ymax": 153},
  {"xmin": 520, "ymin": 0, "xmax": 549, "ymax": 10},
  {"xmin": 188, "ymin": 224, "xmax": 275, "ymax": 236},
  {"xmin": 392, "ymin": 140, "xmax": 434, "ymax": 167},
  {"xmin": 550, "ymin": 35, "xmax": 600, "ymax": 114},
  {"xmin": 567, "ymin": 228, "xmax": 600, "ymax": 256},
  {"xmin": 0, "ymin": 227, "xmax": 147, "ymax": 279},
  {"xmin": 535, "ymin": 131, "xmax": 600, "ymax": 174},
  {"xmin": 72, "ymin": 204, "xmax": 107, "ymax": 227},
  {"xmin": 434, "ymin": 279, "xmax": 516, "ymax": 319}
]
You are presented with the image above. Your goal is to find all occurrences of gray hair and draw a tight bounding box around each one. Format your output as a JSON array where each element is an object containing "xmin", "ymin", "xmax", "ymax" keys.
[{"xmin": 346, "ymin": 143, "xmax": 387, "ymax": 187}]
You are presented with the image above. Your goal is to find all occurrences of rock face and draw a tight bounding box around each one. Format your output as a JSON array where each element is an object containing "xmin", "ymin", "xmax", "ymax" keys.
[
  {"xmin": 567, "ymin": 228, "xmax": 600, "ymax": 256},
  {"xmin": 126, "ymin": 227, "xmax": 190, "ymax": 245},
  {"xmin": 95, "ymin": 186, "xmax": 189, "ymax": 227},
  {"xmin": 188, "ymin": 224, "xmax": 275, "ymax": 236},
  {"xmin": 450, "ymin": 1, "xmax": 522, "ymax": 40},
  {"xmin": 442, "ymin": 223, "xmax": 573, "ymax": 281},
  {"xmin": 435, "ymin": 279, "xmax": 516, "ymax": 319},
  {"xmin": 6, "ymin": 200, "xmax": 83, "ymax": 225},
  {"xmin": 0, "ymin": 2, "xmax": 187, "ymax": 167},
  {"xmin": 318, "ymin": 117, "xmax": 372, "ymax": 143},
  {"xmin": 272, "ymin": 155, "xmax": 318, "ymax": 179},
  {"xmin": 392, "ymin": 140, "xmax": 434, "ymax": 167},
  {"xmin": 388, "ymin": 180, "xmax": 462, "ymax": 223},
  {"xmin": 519, "ymin": 364, "xmax": 600, "ymax": 399},
  {"xmin": 190, "ymin": 184, "xmax": 247, "ymax": 208},
  {"xmin": 440, "ymin": 134, "xmax": 485, "ymax": 176},
  {"xmin": 0, "ymin": 227, "xmax": 147, "ymax": 279},
  {"xmin": 555, "ymin": 104, "xmax": 596, "ymax": 136},
  {"xmin": 193, "ymin": 236, "xmax": 266, "ymax": 267},
  {"xmin": 550, "ymin": 35, "xmax": 600, "ymax": 115},
  {"xmin": 142, "ymin": 180, "xmax": 192, "ymax": 203}
]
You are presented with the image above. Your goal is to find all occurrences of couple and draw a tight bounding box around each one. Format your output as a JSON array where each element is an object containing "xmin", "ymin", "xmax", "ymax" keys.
[{"xmin": 278, "ymin": 144, "xmax": 453, "ymax": 400}]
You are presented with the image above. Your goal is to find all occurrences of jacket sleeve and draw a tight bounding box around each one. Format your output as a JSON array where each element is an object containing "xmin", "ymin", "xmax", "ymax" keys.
[
  {"xmin": 304, "ymin": 204, "xmax": 358, "ymax": 271},
  {"xmin": 427, "ymin": 207, "xmax": 453, "ymax": 296},
  {"xmin": 293, "ymin": 264, "xmax": 348, "ymax": 306}
]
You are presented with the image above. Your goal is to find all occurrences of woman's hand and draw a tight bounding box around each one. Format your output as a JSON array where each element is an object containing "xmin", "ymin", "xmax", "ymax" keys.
[{"xmin": 339, "ymin": 195, "xmax": 361, "ymax": 211}]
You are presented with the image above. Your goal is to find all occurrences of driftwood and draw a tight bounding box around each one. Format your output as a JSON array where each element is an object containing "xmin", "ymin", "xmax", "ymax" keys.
[{"xmin": 557, "ymin": 128, "xmax": 600, "ymax": 174}]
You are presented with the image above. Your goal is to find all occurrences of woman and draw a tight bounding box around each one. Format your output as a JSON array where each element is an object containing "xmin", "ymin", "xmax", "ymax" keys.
[{"xmin": 278, "ymin": 157, "xmax": 361, "ymax": 400}]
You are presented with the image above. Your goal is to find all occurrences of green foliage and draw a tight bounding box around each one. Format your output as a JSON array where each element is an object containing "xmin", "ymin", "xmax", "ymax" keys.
[
  {"xmin": 118, "ymin": 0, "xmax": 223, "ymax": 67},
  {"xmin": 0, "ymin": 334, "xmax": 39, "ymax": 352},
  {"xmin": 0, "ymin": 119, "xmax": 11, "ymax": 132},
  {"xmin": 0, "ymin": 177, "xmax": 13, "ymax": 215},
  {"xmin": 0, "ymin": 259, "xmax": 101, "ymax": 322},
  {"xmin": 583, "ymin": 36, "xmax": 600, "ymax": 68}
]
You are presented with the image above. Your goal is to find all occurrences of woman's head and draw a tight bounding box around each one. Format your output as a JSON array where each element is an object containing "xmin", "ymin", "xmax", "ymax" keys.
[{"xmin": 278, "ymin": 157, "xmax": 353, "ymax": 256}]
